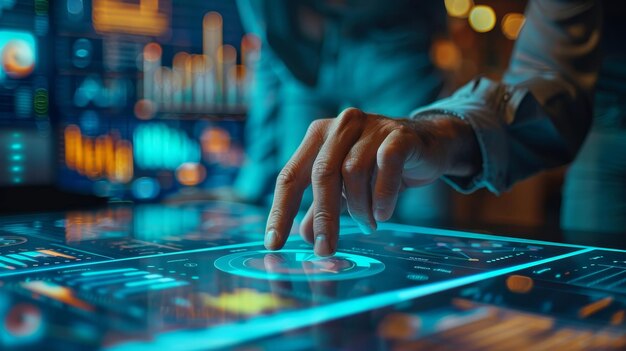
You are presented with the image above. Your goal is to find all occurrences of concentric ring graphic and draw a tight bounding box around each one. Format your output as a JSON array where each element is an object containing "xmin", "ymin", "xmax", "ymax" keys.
[{"xmin": 215, "ymin": 249, "xmax": 385, "ymax": 281}]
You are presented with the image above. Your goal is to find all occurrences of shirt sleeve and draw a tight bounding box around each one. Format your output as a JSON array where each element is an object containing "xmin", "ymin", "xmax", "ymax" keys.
[{"xmin": 411, "ymin": 0, "xmax": 602, "ymax": 194}]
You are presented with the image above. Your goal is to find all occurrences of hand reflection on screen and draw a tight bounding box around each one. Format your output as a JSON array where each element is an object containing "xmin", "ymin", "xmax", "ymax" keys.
[{"xmin": 263, "ymin": 252, "xmax": 338, "ymax": 306}]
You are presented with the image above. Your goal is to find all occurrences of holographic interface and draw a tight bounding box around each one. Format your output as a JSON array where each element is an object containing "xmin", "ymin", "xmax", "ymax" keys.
[
  {"xmin": 215, "ymin": 250, "xmax": 386, "ymax": 281},
  {"xmin": 0, "ymin": 202, "xmax": 625, "ymax": 350},
  {"xmin": 0, "ymin": 0, "xmax": 250, "ymax": 196}
]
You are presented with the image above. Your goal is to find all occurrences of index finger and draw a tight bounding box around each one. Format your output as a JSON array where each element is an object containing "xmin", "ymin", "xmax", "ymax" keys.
[
  {"xmin": 265, "ymin": 119, "xmax": 329, "ymax": 250},
  {"xmin": 310, "ymin": 108, "xmax": 366, "ymax": 256}
]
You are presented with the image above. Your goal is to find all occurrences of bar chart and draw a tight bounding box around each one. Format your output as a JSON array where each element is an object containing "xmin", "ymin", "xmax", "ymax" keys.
[
  {"xmin": 55, "ymin": 267, "xmax": 189, "ymax": 299},
  {"xmin": 0, "ymin": 243, "xmax": 101, "ymax": 273},
  {"xmin": 140, "ymin": 11, "xmax": 260, "ymax": 115}
]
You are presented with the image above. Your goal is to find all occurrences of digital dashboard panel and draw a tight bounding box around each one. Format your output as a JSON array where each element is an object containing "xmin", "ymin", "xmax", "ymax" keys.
[
  {"xmin": 1, "ymin": 1, "xmax": 255, "ymax": 198},
  {"xmin": 0, "ymin": 201, "xmax": 624, "ymax": 350},
  {"xmin": 0, "ymin": 0, "xmax": 54, "ymax": 186}
]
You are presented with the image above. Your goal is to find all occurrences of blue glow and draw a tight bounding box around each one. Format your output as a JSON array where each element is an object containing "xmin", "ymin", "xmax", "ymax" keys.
[
  {"xmin": 10, "ymin": 165, "xmax": 22, "ymax": 172},
  {"xmin": 79, "ymin": 110, "xmax": 99, "ymax": 134},
  {"xmin": 378, "ymin": 223, "xmax": 589, "ymax": 249},
  {"xmin": 0, "ymin": 241, "xmax": 264, "ymax": 278},
  {"xmin": 0, "ymin": 30, "xmax": 37, "ymax": 80},
  {"xmin": 214, "ymin": 249, "xmax": 386, "ymax": 281},
  {"xmin": 72, "ymin": 38, "xmax": 92, "ymax": 68},
  {"xmin": 133, "ymin": 205, "xmax": 201, "ymax": 241},
  {"xmin": 108, "ymin": 248, "xmax": 593, "ymax": 351},
  {"xmin": 131, "ymin": 177, "xmax": 161, "ymax": 199},
  {"xmin": 10, "ymin": 143, "xmax": 22, "ymax": 150},
  {"xmin": 11, "ymin": 154, "xmax": 23, "ymax": 161},
  {"xmin": 133, "ymin": 123, "xmax": 201, "ymax": 170},
  {"xmin": 66, "ymin": 0, "xmax": 84, "ymax": 15}
]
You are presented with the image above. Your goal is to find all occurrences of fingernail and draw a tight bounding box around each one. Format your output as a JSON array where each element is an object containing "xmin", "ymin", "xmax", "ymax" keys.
[
  {"xmin": 374, "ymin": 209, "xmax": 386, "ymax": 222},
  {"xmin": 265, "ymin": 230, "xmax": 276, "ymax": 249},
  {"xmin": 314, "ymin": 234, "xmax": 331, "ymax": 256}
]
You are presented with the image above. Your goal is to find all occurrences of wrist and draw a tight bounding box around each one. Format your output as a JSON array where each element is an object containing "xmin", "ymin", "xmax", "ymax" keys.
[{"xmin": 411, "ymin": 114, "xmax": 482, "ymax": 178}]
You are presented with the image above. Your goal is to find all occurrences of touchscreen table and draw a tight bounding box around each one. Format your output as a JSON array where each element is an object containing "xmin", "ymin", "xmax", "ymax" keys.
[{"xmin": 0, "ymin": 202, "xmax": 623, "ymax": 350}]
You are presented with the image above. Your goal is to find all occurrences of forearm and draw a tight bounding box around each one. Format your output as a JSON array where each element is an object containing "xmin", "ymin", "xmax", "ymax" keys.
[{"xmin": 412, "ymin": 0, "xmax": 601, "ymax": 194}]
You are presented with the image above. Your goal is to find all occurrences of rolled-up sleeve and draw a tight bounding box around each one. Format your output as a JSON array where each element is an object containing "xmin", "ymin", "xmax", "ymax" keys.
[{"xmin": 412, "ymin": 0, "xmax": 602, "ymax": 194}]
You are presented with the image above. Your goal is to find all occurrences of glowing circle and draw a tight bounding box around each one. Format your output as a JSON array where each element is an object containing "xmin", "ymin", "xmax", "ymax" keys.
[
  {"xmin": 134, "ymin": 99, "xmax": 156, "ymax": 120},
  {"xmin": 444, "ymin": 0, "xmax": 474, "ymax": 18},
  {"xmin": 143, "ymin": 42, "xmax": 162, "ymax": 62},
  {"xmin": 0, "ymin": 236, "xmax": 28, "ymax": 247},
  {"xmin": 176, "ymin": 162, "xmax": 206, "ymax": 186},
  {"xmin": 4, "ymin": 303, "xmax": 43, "ymax": 338},
  {"xmin": 72, "ymin": 38, "xmax": 93, "ymax": 68},
  {"xmin": 215, "ymin": 249, "xmax": 386, "ymax": 281},
  {"xmin": 431, "ymin": 39, "xmax": 462, "ymax": 70},
  {"xmin": 2, "ymin": 39, "xmax": 35, "ymax": 78},
  {"xmin": 501, "ymin": 13, "xmax": 526, "ymax": 40},
  {"xmin": 506, "ymin": 275, "xmax": 534, "ymax": 293},
  {"xmin": 469, "ymin": 5, "xmax": 496, "ymax": 33},
  {"xmin": 131, "ymin": 177, "xmax": 161, "ymax": 199}
]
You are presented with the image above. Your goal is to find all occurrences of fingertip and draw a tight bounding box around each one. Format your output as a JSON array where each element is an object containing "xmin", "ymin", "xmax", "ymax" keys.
[
  {"xmin": 313, "ymin": 234, "xmax": 334, "ymax": 257},
  {"xmin": 374, "ymin": 208, "xmax": 392, "ymax": 222},
  {"xmin": 264, "ymin": 229, "xmax": 279, "ymax": 250}
]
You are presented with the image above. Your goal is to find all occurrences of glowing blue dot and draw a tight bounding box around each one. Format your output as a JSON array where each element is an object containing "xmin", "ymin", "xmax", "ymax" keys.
[
  {"xmin": 76, "ymin": 48, "xmax": 88, "ymax": 58},
  {"xmin": 11, "ymin": 166, "xmax": 23, "ymax": 172},
  {"xmin": 11, "ymin": 155, "xmax": 23, "ymax": 161},
  {"xmin": 131, "ymin": 177, "xmax": 161, "ymax": 199},
  {"xmin": 10, "ymin": 143, "xmax": 23, "ymax": 150}
]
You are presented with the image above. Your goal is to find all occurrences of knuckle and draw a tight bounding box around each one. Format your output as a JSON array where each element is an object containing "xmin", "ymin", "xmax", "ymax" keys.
[
  {"xmin": 311, "ymin": 161, "xmax": 336, "ymax": 182},
  {"xmin": 307, "ymin": 119, "xmax": 326, "ymax": 136},
  {"xmin": 269, "ymin": 208, "xmax": 287, "ymax": 220},
  {"xmin": 336, "ymin": 107, "xmax": 364, "ymax": 126},
  {"xmin": 377, "ymin": 145, "xmax": 402, "ymax": 168},
  {"xmin": 341, "ymin": 158, "xmax": 366, "ymax": 179},
  {"xmin": 276, "ymin": 166, "xmax": 298, "ymax": 187},
  {"xmin": 313, "ymin": 209, "xmax": 334, "ymax": 224},
  {"xmin": 395, "ymin": 124, "xmax": 412, "ymax": 136}
]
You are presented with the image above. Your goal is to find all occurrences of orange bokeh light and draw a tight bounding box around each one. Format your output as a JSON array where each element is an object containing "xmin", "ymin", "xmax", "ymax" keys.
[
  {"xmin": 176, "ymin": 162, "xmax": 206, "ymax": 186},
  {"xmin": 501, "ymin": 13, "xmax": 526, "ymax": 40}
]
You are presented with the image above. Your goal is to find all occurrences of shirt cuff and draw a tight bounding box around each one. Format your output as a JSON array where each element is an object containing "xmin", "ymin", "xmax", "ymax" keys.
[{"xmin": 410, "ymin": 77, "xmax": 527, "ymax": 195}]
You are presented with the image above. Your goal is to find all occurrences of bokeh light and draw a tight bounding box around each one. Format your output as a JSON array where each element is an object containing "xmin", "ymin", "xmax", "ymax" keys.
[
  {"xmin": 133, "ymin": 99, "xmax": 156, "ymax": 120},
  {"xmin": 469, "ymin": 5, "xmax": 496, "ymax": 33},
  {"xmin": 143, "ymin": 42, "xmax": 162, "ymax": 63},
  {"xmin": 1, "ymin": 39, "xmax": 35, "ymax": 78},
  {"xmin": 501, "ymin": 13, "xmax": 526, "ymax": 40},
  {"xmin": 431, "ymin": 39, "xmax": 462, "ymax": 70},
  {"xmin": 506, "ymin": 275, "xmax": 534, "ymax": 294},
  {"xmin": 444, "ymin": 0, "xmax": 474, "ymax": 18},
  {"xmin": 131, "ymin": 177, "xmax": 161, "ymax": 199},
  {"xmin": 176, "ymin": 162, "xmax": 206, "ymax": 186},
  {"xmin": 201, "ymin": 127, "xmax": 231, "ymax": 155}
]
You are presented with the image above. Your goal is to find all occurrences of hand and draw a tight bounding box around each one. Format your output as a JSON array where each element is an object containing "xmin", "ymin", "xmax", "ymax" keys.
[{"xmin": 264, "ymin": 108, "xmax": 480, "ymax": 256}]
